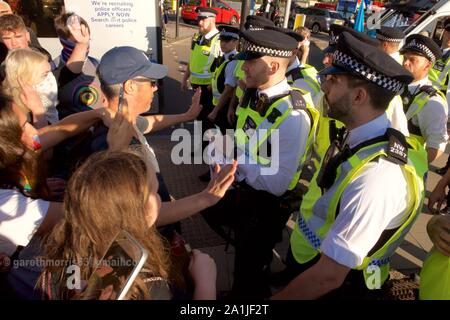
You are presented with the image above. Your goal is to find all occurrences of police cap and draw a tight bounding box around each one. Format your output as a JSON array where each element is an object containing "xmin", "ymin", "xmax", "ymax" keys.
[
  {"xmin": 244, "ymin": 15, "xmax": 275, "ymax": 30},
  {"xmin": 376, "ymin": 26, "xmax": 404, "ymax": 42},
  {"xmin": 235, "ymin": 29, "xmax": 297, "ymax": 60},
  {"xmin": 218, "ymin": 25, "xmax": 240, "ymax": 41},
  {"xmin": 320, "ymin": 32, "xmax": 413, "ymax": 94},
  {"xmin": 400, "ymin": 34, "xmax": 442, "ymax": 63},
  {"xmin": 323, "ymin": 24, "xmax": 379, "ymax": 54},
  {"xmin": 196, "ymin": 7, "xmax": 217, "ymax": 19}
]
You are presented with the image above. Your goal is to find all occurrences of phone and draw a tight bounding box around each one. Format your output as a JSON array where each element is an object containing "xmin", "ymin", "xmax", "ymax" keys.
[
  {"xmin": 117, "ymin": 86, "xmax": 124, "ymax": 113},
  {"xmin": 67, "ymin": 14, "xmax": 81, "ymax": 30},
  {"xmin": 79, "ymin": 230, "xmax": 148, "ymax": 300}
]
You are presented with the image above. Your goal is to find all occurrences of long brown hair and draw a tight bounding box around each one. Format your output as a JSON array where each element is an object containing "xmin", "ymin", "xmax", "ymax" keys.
[
  {"xmin": 0, "ymin": 93, "xmax": 48, "ymax": 198},
  {"xmin": 41, "ymin": 150, "xmax": 170, "ymax": 299}
]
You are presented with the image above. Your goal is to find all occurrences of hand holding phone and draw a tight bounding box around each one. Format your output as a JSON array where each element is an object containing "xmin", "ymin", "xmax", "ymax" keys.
[{"xmin": 77, "ymin": 230, "xmax": 148, "ymax": 300}]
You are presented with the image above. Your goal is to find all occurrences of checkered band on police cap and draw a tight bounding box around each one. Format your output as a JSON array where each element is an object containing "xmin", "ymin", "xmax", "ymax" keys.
[
  {"xmin": 240, "ymin": 37, "xmax": 293, "ymax": 58},
  {"xmin": 402, "ymin": 39, "xmax": 437, "ymax": 63},
  {"xmin": 247, "ymin": 25, "xmax": 265, "ymax": 31},
  {"xmin": 332, "ymin": 50, "xmax": 404, "ymax": 93},
  {"xmin": 376, "ymin": 33, "xmax": 403, "ymax": 42}
]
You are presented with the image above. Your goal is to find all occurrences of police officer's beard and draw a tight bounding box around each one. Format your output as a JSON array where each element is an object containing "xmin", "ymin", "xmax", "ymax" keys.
[{"xmin": 326, "ymin": 93, "xmax": 352, "ymax": 122}]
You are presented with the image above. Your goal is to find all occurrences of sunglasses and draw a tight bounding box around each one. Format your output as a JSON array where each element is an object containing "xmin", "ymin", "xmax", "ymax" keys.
[
  {"xmin": 21, "ymin": 112, "xmax": 33, "ymax": 128},
  {"xmin": 132, "ymin": 78, "xmax": 158, "ymax": 87}
]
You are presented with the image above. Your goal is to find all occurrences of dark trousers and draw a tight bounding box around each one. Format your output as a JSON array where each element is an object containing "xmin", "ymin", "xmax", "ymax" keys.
[
  {"xmin": 280, "ymin": 246, "xmax": 389, "ymax": 300},
  {"xmin": 201, "ymin": 185, "xmax": 292, "ymax": 299},
  {"xmin": 192, "ymin": 84, "xmax": 215, "ymax": 151}
]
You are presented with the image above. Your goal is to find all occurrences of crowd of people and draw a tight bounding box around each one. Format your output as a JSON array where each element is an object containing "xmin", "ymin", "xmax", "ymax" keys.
[{"xmin": 0, "ymin": 0, "xmax": 449, "ymax": 300}]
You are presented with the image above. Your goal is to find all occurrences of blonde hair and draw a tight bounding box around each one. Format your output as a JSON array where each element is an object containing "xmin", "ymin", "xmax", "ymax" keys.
[
  {"xmin": 295, "ymin": 26, "xmax": 310, "ymax": 40},
  {"xmin": 2, "ymin": 48, "xmax": 49, "ymax": 114}
]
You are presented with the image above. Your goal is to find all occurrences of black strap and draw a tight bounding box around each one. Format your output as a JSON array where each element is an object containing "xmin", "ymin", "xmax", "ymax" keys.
[
  {"xmin": 349, "ymin": 128, "xmax": 408, "ymax": 165},
  {"xmin": 216, "ymin": 59, "xmax": 232, "ymax": 93},
  {"xmin": 443, "ymin": 49, "xmax": 450, "ymax": 62},
  {"xmin": 285, "ymin": 67, "xmax": 304, "ymax": 82},
  {"xmin": 402, "ymin": 85, "xmax": 437, "ymax": 113}
]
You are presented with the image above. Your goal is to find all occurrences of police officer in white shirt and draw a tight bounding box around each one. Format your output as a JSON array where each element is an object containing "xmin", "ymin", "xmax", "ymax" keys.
[
  {"xmin": 207, "ymin": 25, "xmax": 240, "ymax": 130},
  {"xmin": 376, "ymin": 26, "xmax": 405, "ymax": 64},
  {"xmin": 400, "ymin": 34, "xmax": 448, "ymax": 163},
  {"xmin": 272, "ymin": 32, "xmax": 427, "ymax": 300},
  {"xmin": 269, "ymin": 27, "xmax": 321, "ymax": 107},
  {"xmin": 201, "ymin": 29, "xmax": 316, "ymax": 299}
]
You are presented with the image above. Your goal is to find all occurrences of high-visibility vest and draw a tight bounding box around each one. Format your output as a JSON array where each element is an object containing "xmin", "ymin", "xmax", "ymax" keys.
[
  {"xmin": 286, "ymin": 64, "xmax": 321, "ymax": 99},
  {"xmin": 290, "ymin": 132, "xmax": 428, "ymax": 288},
  {"xmin": 234, "ymin": 60, "xmax": 245, "ymax": 102},
  {"xmin": 420, "ymin": 248, "xmax": 450, "ymax": 300},
  {"xmin": 211, "ymin": 56, "xmax": 235, "ymax": 106},
  {"xmin": 429, "ymin": 50, "xmax": 450, "ymax": 93},
  {"xmin": 189, "ymin": 32, "xmax": 220, "ymax": 85},
  {"xmin": 404, "ymin": 86, "xmax": 447, "ymax": 146},
  {"xmin": 234, "ymin": 88, "xmax": 319, "ymax": 191},
  {"xmin": 311, "ymin": 96, "xmax": 345, "ymax": 174}
]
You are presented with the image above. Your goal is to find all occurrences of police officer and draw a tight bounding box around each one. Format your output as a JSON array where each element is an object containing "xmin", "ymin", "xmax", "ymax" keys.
[
  {"xmin": 431, "ymin": 18, "xmax": 450, "ymax": 174},
  {"xmin": 227, "ymin": 16, "xmax": 275, "ymax": 126},
  {"xmin": 376, "ymin": 26, "xmax": 405, "ymax": 64},
  {"xmin": 201, "ymin": 29, "xmax": 319, "ymax": 299},
  {"xmin": 207, "ymin": 25, "xmax": 239, "ymax": 130},
  {"xmin": 429, "ymin": 18, "xmax": 450, "ymax": 99},
  {"xmin": 270, "ymin": 27, "xmax": 321, "ymax": 106},
  {"xmin": 400, "ymin": 34, "xmax": 448, "ymax": 163},
  {"xmin": 272, "ymin": 32, "xmax": 427, "ymax": 300},
  {"xmin": 181, "ymin": 7, "xmax": 221, "ymax": 121},
  {"xmin": 315, "ymin": 25, "xmax": 408, "ymax": 165}
]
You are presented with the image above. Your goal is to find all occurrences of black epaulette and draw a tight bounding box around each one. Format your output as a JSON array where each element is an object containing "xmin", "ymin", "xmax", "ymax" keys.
[
  {"xmin": 289, "ymin": 89, "xmax": 307, "ymax": 110},
  {"xmin": 419, "ymin": 85, "xmax": 438, "ymax": 97}
]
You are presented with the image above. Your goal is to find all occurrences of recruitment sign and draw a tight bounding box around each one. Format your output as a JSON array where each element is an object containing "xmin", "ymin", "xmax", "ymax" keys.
[{"xmin": 63, "ymin": 0, "xmax": 161, "ymax": 61}]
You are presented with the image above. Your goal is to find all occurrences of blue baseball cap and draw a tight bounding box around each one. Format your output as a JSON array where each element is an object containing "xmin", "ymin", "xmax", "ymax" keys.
[{"xmin": 98, "ymin": 46, "xmax": 168, "ymax": 85}]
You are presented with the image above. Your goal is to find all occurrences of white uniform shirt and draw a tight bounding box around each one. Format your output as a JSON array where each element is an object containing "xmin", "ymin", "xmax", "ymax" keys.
[
  {"xmin": 389, "ymin": 51, "xmax": 403, "ymax": 65},
  {"xmin": 0, "ymin": 189, "xmax": 49, "ymax": 255},
  {"xmin": 286, "ymin": 57, "xmax": 321, "ymax": 107},
  {"xmin": 406, "ymin": 77, "xmax": 448, "ymax": 151},
  {"xmin": 223, "ymin": 50, "xmax": 239, "ymax": 88},
  {"xmin": 443, "ymin": 48, "xmax": 450, "ymax": 113},
  {"xmin": 201, "ymin": 28, "xmax": 222, "ymax": 59},
  {"xmin": 320, "ymin": 114, "xmax": 413, "ymax": 268},
  {"xmin": 236, "ymin": 79, "xmax": 311, "ymax": 196},
  {"xmin": 387, "ymin": 95, "xmax": 409, "ymax": 136}
]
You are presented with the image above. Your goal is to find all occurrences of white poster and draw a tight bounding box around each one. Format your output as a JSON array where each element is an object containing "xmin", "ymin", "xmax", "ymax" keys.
[{"xmin": 64, "ymin": 0, "xmax": 160, "ymax": 60}]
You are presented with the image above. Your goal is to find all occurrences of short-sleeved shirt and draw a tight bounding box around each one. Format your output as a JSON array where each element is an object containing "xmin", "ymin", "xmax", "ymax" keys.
[
  {"xmin": 320, "ymin": 114, "xmax": 413, "ymax": 268},
  {"xmin": 406, "ymin": 77, "xmax": 448, "ymax": 150},
  {"xmin": 0, "ymin": 189, "xmax": 49, "ymax": 255}
]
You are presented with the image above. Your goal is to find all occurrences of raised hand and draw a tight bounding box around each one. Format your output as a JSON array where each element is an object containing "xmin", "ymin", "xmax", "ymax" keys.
[
  {"xmin": 201, "ymin": 160, "xmax": 237, "ymax": 206},
  {"xmin": 17, "ymin": 77, "xmax": 45, "ymax": 115},
  {"xmin": 106, "ymin": 103, "xmax": 135, "ymax": 151},
  {"xmin": 67, "ymin": 14, "xmax": 90, "ymax": 45},
  {"xmin": 184, "ymin": 88, "xmax": 202, "ymax": 120}
]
